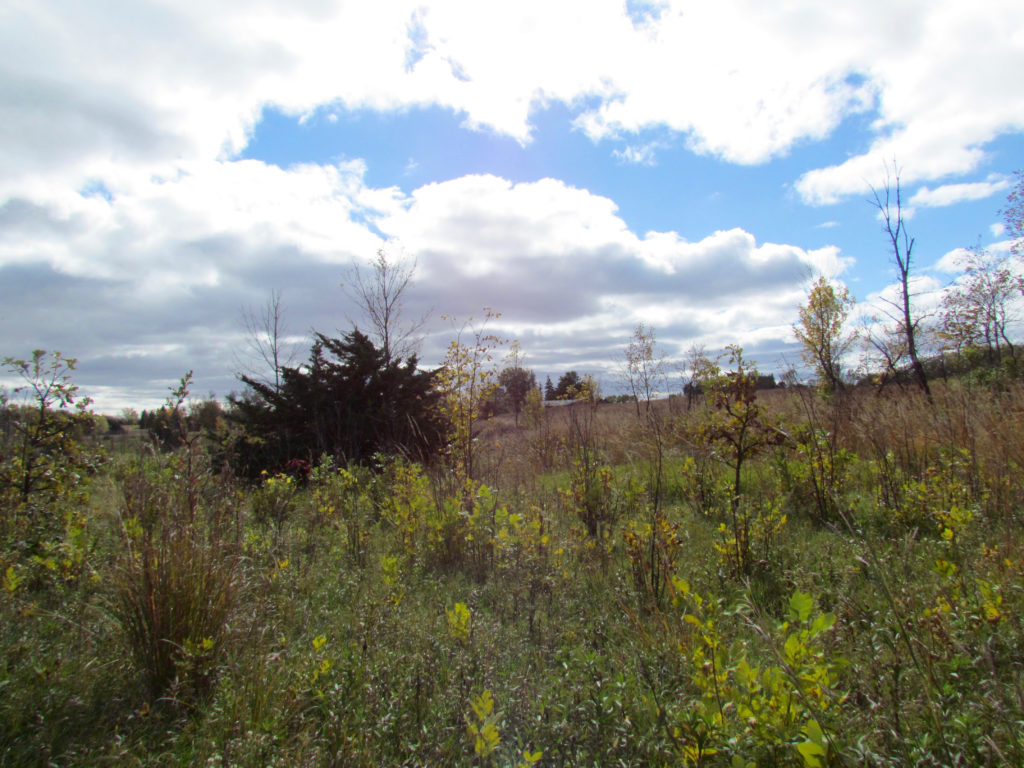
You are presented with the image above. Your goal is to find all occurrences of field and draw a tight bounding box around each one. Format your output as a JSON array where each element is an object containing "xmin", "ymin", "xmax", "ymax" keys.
[{"xmin": 3, "ymin": 379, "xmax": 1024, "ymax": 766}]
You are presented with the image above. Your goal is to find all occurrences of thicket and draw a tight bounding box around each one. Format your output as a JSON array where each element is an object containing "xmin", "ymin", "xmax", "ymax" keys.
[{"xmin": 4, "ymin": 342, "xmax": 1024, "ymax": 766}]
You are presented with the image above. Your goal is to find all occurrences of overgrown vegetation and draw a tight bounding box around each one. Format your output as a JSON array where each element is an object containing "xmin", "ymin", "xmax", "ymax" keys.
[
  {"xmin": 2, "ymin": 173, "xmax": 1022, "ymax": 765},
  {"xmin": 4, "ymin": 341, "xmax": 1024, "ymax": 766}
]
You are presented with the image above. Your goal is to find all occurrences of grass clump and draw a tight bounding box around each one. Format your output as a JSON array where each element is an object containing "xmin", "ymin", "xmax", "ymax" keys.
[{"xmin": 106, "ymin": 449, "xmax": 245, "ymax": 704}]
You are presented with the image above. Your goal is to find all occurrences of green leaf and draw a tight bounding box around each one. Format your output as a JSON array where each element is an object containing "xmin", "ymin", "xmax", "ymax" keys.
[
  {"xmin": 784, "ymin": 633, "xmax": 802, "ymax": 662},
  {"xmin": 471, "ymin": 689, "xmax": 494, "ymax": 720},
  {"xmin": 810, "ymin": 612, "xmax": 836, "ymax": 634},
  {"xmin": 789, "ymin": 590, "xmax": 814, "ymax": 622},
  {"xmin": 797, "ymin": 719, "xmax": 828, "ymax": 767},
  {"xmin": 797, "ymin": 740, "xmax": 827, "ymax": 767}
]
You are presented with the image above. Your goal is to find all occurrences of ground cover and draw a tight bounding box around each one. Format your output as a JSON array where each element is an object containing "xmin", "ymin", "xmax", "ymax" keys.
[{"xmin": 3, "ymin": 380, "xmax": 1024, "ymax": 766}]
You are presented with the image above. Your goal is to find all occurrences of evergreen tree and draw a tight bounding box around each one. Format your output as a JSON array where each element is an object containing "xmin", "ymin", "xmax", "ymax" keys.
[
  {"xmin": 554, "ymin": 370, "xmax": 582, "ymax": 399},
  {"xmin": 230, "ymin": 330, "xmax": 446, "ymax": 477}
]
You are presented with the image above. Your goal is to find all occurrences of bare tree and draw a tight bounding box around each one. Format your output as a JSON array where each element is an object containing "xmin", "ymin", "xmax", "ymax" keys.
[
  {"xmin": 341, "ymin": 245, "xmax": 428, "ymax": 363},
  {"xmin": 860, "ymin": 316, "xmax": 908, "ymax": 392},
  {"xmin": 237, "ymin": 289, "xmax": 296, "ymax": 394},
  {"xmin": 869, "ymin": 164, "xmax": 932, "ymax": 400}
]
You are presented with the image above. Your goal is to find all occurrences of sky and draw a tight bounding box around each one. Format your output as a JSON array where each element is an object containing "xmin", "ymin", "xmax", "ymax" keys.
[{"xmin": 1, "ymin": 0, "xmax": 1023, "ymax": 412}]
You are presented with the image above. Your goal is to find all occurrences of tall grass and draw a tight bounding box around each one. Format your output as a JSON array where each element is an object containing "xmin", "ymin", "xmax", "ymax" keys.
[
  {"xmin": 3, "ymin": 379, "xmax": 1024, "ymax": 764},
  {"xmin": 106, "ymin": 448, "xmax": 245, "ymax": 702}
]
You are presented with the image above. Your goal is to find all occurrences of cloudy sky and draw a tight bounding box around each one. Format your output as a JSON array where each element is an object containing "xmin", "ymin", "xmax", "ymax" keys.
[{"xmin": 1, "ymin": 0, "xmax": 1022, "ymax": 411}]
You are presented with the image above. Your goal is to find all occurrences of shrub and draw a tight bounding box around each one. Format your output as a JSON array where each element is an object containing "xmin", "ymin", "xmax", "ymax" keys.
[{"xmin": 0, "ymin": 351, "xmax": 99, "ymax": 550}]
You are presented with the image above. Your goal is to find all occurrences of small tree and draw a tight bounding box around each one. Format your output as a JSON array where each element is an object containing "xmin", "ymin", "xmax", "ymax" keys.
[
  {"xmin": 0, "ymin": 351, "xmax": 95, "ymax": 546},
  {"xmin": 940, "ymin": 246, "xmax": 1023, "ymax": 365},
  {"xmin": 793, "ymin": 276, "xmax": 856, "ymax": 392},
  {"xmin": 623, "ymin": 323, "xmax": 665, "ymax": 418},
  {"xmin": 231, "ymin": 332, "xmax": 444, "ymax": 476},
  {"xmin": 698, "ymin": 347, "xmax": 785, "ymax": 574},
  {"xmin": 680, "ymin": 343, "xmax": 719, "ymax": 410},
  {"xmin": 1, "ymin": 351, "xmax": 92, "ymax": 505},
  {"xmin": 237, "ymin": 289, "xmax": 297, "ymax": 394},
  {"xmin": 437, "ymin": 311, "xmax": 506, "ymax": 497},
  {"xmin": 870, "ymin": 164, "xmax": 931, "ymax": 399},
  {"xmin": 558, "ymin": 373, "xmax": 616, "ymax": 538},
  {"xmin": 497, "ymin": 366, "xmax": 536, "ymax": 427},
  {"xmin": 553, "ymin": 371, "xmax": 583, "ymax": 400}
]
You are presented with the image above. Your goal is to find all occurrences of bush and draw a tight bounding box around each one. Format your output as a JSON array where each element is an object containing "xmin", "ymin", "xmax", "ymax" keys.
[{"xmin": 0, "ymin": 351, "xmax": 99, "ymax": 550}]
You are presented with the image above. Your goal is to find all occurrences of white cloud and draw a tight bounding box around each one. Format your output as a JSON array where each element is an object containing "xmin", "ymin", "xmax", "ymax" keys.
[
  {"xmin": 6, "ymin": 0, "xmax": 1021, "ymax": 405},
  {"xmin": 3, "ymin": 0, "xmax": 1021, "ymax": 208},
  {"xmin": 935, "ymin": 242, "xmax": 1024, "ymax": 275},
  {"xmin": 613, "ymin": 143, "xmax": 660, "ymax": 166},
  {"xmin": 909, "ymin": 178, "xmax": 1011, "ymax": 208},
  {"xmin": 793, "ymin": 0, "xmax": 1024, "ymax": 204},
  {"xmin": 0, "ymin": 165, "xmax": 841, "ymax": 408},
  {"xmin": 935, "ymin": 247, "xmax": 974, "ymax": 274},
  {"xmin": 374, "ymin": 174, "xmax": 847, "ymax": 371}
]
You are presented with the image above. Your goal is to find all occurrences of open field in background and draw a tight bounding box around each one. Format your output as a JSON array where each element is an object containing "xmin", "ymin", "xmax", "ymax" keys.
[{"xmin": 3, "ymin": 379, "xmax": 1024, "ymax": 766}]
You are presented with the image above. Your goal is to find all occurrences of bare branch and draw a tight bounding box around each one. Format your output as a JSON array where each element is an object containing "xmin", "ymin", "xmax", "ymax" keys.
[
  {"xmin": 235, "ymin": 289, "xmax": 297, "ymax": 393},
  {"xmin": 341, "ymin": 245, "xmax": 430, "ymax": 362},
  {"xmin": 868, "ymin": 161, "xmax": 931, "ymax": 399}
]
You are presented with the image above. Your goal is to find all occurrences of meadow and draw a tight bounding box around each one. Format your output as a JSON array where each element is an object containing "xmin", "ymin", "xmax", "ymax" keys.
[{"xmin": 3, "ymin": 372, "xmax": 1024, "ymax": 766}]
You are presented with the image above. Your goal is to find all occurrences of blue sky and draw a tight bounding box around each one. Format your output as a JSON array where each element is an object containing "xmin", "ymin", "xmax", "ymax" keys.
[
  {"xmin": 1, "ymin": 0, "xmax": 1022, "ymax": 410},
  {"xmin": 245, "ymin": 102, "xmax": 1022, "ymax": 269}
]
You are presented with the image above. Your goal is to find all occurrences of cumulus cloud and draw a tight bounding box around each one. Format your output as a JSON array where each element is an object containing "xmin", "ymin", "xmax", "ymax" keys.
[
  {"xmin": 0, "ymin": 166, "xmax": 836, "ymax": 409},
  {"xmin": 375, "ymin": 174, "xmax": 843, "ymax": 377},
  {"xmin": 4, "ymin": 0, "xmax": 1020, "ymax": 405},
  {"xmin": 910, "ymin": 178, "xmax": 1012, "ymax": 208},
  {"xmin": 793, "ymin": 0, "xmax": 1024, "ymax": 204},
  {"xmin": 934, "ymin": 247, "xmax": 975, "ymax": 274},
  {"xmin": 3, "ymin": 0, "xmax": 1022, "ymax": 206}
]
